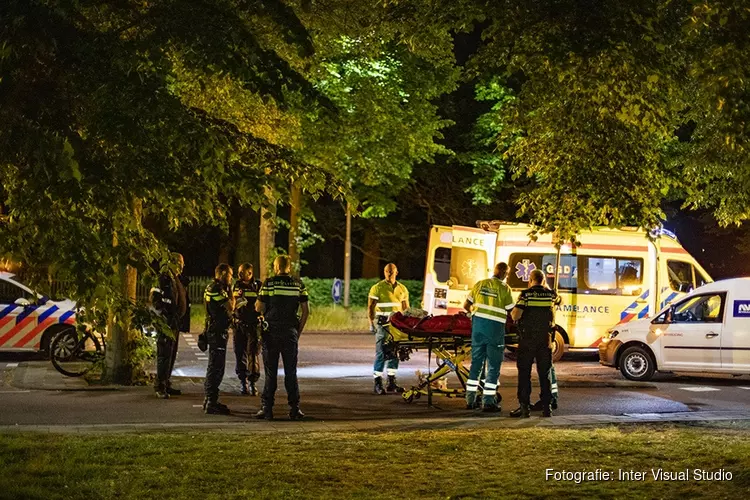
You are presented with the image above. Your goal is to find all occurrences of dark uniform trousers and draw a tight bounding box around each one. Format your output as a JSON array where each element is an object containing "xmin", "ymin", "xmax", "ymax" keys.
[
  {"xmin": 204, "ymin": 335, "xmax": 228, "ymax": 404},
  {"xmin": 261, "ymin": 325, "xmax": 300, "ymax": 409},
  {"xmin": 155, "ymin": 328, "xmax": 179, "ymax": 391},
  {"xmin": 234, "ymin": 321, "xmax": 261, "ymax": 383},
  {"xmin": 517, "ymin": 335, "xmax": 553, "ymax": 406}
]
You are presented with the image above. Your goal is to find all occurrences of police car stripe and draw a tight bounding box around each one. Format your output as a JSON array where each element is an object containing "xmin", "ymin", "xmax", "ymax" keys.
[
  {"xmin": 0, "ymin": 304, "xmax": 17, "ymax": 319},
  {"xmin": 59, "ymin": 311, "xmax": 75, "ymax": 324},
  {"xmin": 15, "ymin": 305, "xmax": 39, "ymax": 324},
  {"xmin": 38, "ymin": 305, "xmax": 59, "ymax": 322},
  {"xmin": 14, "ymin": 315, "xmax": 55, "ymax": 348}
]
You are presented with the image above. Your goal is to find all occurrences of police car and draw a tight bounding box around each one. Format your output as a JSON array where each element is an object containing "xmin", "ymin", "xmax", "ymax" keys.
[
  {"xmin": 600, "ymin": 278, "xmax": 750, "ymax": 381},
  {"xmin": 0, "ymin": 272, "xmax": 77, "ymax": 352}
]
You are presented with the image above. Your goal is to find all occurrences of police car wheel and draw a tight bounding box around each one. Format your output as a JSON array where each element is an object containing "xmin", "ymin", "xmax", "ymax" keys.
[
  {"xmin": 551, "ymin": 331, "xmax": 565, "ymax": 363},
  {"xmin": 619, "ymin": 346, "xmax": 655, "ymax": 381}
]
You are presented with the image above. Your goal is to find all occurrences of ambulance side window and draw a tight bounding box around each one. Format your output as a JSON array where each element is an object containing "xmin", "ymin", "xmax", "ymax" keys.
[
  {"xmin": 507, "ymin": 254, "xmax": 544, "ymax": 290},
  {"xmin": 667, "ymin": 260, "xmax": 695, "ymax": 293},
  {"xmin": 449, "ymin": 248, "xmax": 487, "ymax": 289},
  {"xmin": 433, "ymin": 247, "xmax": 451, "ymax": 283},
  {"xmin": 580, "ymin": 257, "xmax": 643, "ymax": 295}
]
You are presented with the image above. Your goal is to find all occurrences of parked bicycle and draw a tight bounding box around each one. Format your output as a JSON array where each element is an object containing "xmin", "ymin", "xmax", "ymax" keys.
[{"xmin": 49, "ymin": 327, "xmax": 105, "ymax": 377}]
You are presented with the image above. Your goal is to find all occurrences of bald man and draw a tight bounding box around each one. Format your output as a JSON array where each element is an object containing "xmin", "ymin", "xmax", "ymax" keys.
[{"xmin": 368, "ymin": 263, "xmax": 409, "ymax": 395}]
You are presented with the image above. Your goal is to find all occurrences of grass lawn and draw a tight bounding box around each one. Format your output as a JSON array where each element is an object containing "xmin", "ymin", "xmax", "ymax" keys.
[
  {"xmin": 1, "ymin": 426, "xmax": 749, "ymax": 499},
  {"xmin": 190, "ymin": 305, "xmax": 368, "ymax": 333}
]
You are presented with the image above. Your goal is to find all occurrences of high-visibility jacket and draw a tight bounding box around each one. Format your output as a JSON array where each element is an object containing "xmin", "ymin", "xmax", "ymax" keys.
[
  {"xmin": 369, "ymin": 280, "xmax": 409, "ymax": 319},
  {"xmin": 467, "ymin": 277, "xmax": 514, "ymax": 324}
]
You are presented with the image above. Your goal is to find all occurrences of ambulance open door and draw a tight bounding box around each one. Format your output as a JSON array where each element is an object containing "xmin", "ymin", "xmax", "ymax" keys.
[{"xmin": 423, "ymin": 225, "xmax": 497, "ymax": 315}]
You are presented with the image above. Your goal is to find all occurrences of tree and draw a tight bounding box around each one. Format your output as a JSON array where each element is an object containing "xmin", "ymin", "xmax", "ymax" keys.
[{"xmin": 0, "ymin": 0, "xmax": 334, "ymax": 382}]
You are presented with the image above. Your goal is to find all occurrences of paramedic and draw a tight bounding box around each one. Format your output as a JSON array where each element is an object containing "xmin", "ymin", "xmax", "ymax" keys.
[
  {"xmin": 368, "ymin": 263, "xmax": 409, "ymax": 395},
  {"xmin": 462, "ymin": 262, "xmax": 514, "ymax": 412}
]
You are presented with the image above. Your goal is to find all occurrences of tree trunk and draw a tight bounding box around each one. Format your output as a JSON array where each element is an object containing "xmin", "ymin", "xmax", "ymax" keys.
[
  {"xmin": 105, "ymin": 197, "xmax": 141, "ymax": 385},
  {"xmin": 234, "ymin": 207, "xmax": 260, "ymax": 271},
  {"xmin": 259, "ymin": 185, "xmax": 277, "ymax": 280},
  {"xmin": 288, "ymin": 182, "xmax": 302, "ymax": 277},
  {"xmin": 344, "ymin": 203, "xmax": 352, "ymax": 308},
  {"xmin": 362, "ymin": 225, "xmax": 381, "ymax": 279}
]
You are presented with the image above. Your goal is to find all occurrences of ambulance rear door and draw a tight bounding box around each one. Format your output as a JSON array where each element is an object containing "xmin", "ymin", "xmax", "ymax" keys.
[
  {"xmin": 423, "ymin": 226, "xmax": 453, "ymax": 315},
  {"xmin": 446, "ymin": 226, "xmax": 497, "ymax": 314}
]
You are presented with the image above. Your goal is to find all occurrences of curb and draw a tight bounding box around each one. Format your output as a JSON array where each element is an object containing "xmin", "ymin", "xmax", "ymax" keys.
[{"xmin": 1, "ymin": 411, "xmax": 749, "ymax": 434}]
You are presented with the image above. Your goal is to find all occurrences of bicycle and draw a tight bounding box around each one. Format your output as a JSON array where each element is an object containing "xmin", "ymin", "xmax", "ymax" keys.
[{"xmin": 49, "ymin": 327, "xmax": 106, "ymax": 377}]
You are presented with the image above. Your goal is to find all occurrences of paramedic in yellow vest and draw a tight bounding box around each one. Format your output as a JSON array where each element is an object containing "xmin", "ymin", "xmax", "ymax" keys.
[
  {"xmin": 463, "ymin": 262, "xmax": 514, "ymax": 412},
  {"xmin": 368, "ymin": 263, "xmax": 409, "ymax": 395}
]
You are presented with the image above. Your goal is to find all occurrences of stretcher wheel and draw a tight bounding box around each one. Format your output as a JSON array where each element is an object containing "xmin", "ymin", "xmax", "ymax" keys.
[
  {"xmin": 403, "ymin": 390, "xmax": 416, "ymax": 403},
  {"xmin": 413, "ymin": 391, "xmax": 421, "ymax": 400}
]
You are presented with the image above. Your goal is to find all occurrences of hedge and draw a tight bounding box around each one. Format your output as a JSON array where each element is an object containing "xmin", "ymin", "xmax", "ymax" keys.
[{"xmin": 301, "ymin": 278, "xmax": 423, "ymax": 307}]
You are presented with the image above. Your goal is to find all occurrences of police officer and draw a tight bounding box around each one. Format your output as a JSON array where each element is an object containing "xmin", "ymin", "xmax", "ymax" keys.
[
  {"xmin": 203, "ymin": 263, "xmax": 235, "ymax": 415},
  {"xmin": 510, "ymin": 269, "xmax": 557, "ymax": 418},
  {"xmin": 151, "ymin": 253, "xmax": 188, "ymax": 399},
  {"xmin": 232, "ymin": 263, "xmax": 262, "ymax": 396},
  {"xmin": 368, "ymin": 263, "xmax": 409, "ymax": 395},
  {"xmin": 462, "ymin": 263, "xmax": 515, "ymax": 412},
  {"xmin": 254, "ymin": 255, "xmax": 309, "ymax": 421}
]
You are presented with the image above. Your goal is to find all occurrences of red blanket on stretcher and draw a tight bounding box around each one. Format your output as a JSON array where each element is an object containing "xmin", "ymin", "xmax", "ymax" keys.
[{"xmin": 389, "ymin": 312, "xmax": 472, "ymax": 336}]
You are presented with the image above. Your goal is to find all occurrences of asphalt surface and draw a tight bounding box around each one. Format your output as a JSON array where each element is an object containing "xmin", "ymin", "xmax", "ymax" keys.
[{"xmin": 1, "ymin": 332, "xmax": 750, "ymax": 425}]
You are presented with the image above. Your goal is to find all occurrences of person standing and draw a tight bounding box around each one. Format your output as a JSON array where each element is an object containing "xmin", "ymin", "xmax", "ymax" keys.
[
  {"xmin": 203, "ymin": 263, "xmax": 235, "ymax": 415},
  {"xmin": 151, "ymin": 253, "xmax": 188, "ymax": 399},
  {"xmin": 462, "ymin": 263, "xmax": 515, "ymax": 412},
  {"xmin": 368, "ymin": 263, "xmax": 409, "ymax": 395},
  {"xmin": 509, "ymin": 269, "xmax": 557, "ymax": 418},
  {"xmin": 232, "ymin": 263, "xmax": 262, "ymax": 396},
  {"xmin": 255, "ymin": 255, "xmax": 309, "ymax": 421}
]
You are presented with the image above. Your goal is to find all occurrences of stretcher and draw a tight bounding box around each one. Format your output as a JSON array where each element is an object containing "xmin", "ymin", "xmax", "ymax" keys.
[{"xmin": 384, "ymin": 312, "xmax": 489, "ymax": 404}]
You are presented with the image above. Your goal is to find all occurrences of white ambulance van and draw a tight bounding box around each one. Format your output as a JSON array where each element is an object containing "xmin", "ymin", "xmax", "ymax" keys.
[
  {"xmin": 600, "ymin": 278, "xmax": 750, "ymax": 380},
  {"xmin": 422, "ymin": 221, "xmax": 711, "ymax": 361}
]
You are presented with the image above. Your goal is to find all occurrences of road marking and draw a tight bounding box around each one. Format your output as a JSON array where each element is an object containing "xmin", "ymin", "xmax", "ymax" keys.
[
  {"xmin": 174, "ymin": 369, "xmax": 186, "ymax": 376},
  {"xmin": 4, "ymin": 363, "xmax": 18, "ymax": 368},
  {"xmin": 738, "ymin": 387, "xmax": 750, "ymax": 390},
  {"xmin": 192, "ymin": 404, "xmax": 204, "ymax": 408},
  {"xmin": 679, "ymin": 386, "xmax": 721, "ymax": 392},
  {"xmin": 0, "ymin": 390, "xmax": 31, "ymax": 393}
]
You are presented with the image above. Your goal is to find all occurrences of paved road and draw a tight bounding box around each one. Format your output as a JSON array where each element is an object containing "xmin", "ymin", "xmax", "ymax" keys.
[{"xmin": 1, "ymin": 332, "xmax": 749, "ymax": 425}]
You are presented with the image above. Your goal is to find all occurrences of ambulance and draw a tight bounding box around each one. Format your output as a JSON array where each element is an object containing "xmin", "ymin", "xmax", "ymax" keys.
[
  {"xmin": 422, "ymin": 221, "xmax": 712, "ymax": 361},
  {"xmin": 0, "ymin": 272, "xmax": 78, "ymax": 352}
]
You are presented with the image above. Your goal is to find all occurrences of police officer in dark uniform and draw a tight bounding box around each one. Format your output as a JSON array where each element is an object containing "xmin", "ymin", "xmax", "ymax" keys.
[
  {"xmin": 151, "ymin": 253, "xmax": 188, "ymax": 399},
  {"xmin": 254, "ymin": 255, "xmax": 309, "ymax": 421},
  {"xmin": 203, "ymin": 263, "xmax": 234, "ymax": 415},
  {"xmin": 510, "ymin": 269, "xmax": 557, "ymax": 418},
  {"xmin": 232, "ymin": 263, "xmax": 262, "ymax": 396}
]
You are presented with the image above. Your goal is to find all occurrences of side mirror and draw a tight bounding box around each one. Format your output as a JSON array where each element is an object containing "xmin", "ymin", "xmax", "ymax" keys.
[{"xmin": 14, "ymin": 298, "xmax": 31, "ymax": 307}]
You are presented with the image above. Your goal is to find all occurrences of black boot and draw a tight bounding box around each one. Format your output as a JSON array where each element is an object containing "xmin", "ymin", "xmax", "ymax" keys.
[
  {"xmin": 386, "ymin": 375, "xmax": 404, "ymax": 393},
  {"xmin": 542, "ymin": 406, "xmax": 553, "ymax": 417},
  {"xmin": 255, "ymin": 406, "xmax": 273, "ymax": 420},
  {"xmin": 551, "ymin": 398, "xmax": 558, "ymax": 410},
  {"xmin": 289, "ymin": 407, "xmax": 305, "ymax": 421},
  {"xmin": 530, "ymin": 400, "xmax": 543, "ymax": 411},
  {"xmin": 249, "ymin": 381, "xmax": 258, "ymax": 397},
  {"xmin": 510, "ymin": 405, "xmax": 530, "ymax": 418},
  {"xmin": 205, "ymin": 402, "xmax": 230, "ymax": 415},
  {"xmin": 240, "ymin": 380, "xmax": 250, "ymax": 395},
  {"xmin": 373, "ymin": 377, "xmax": 386, "ymax": 395}
]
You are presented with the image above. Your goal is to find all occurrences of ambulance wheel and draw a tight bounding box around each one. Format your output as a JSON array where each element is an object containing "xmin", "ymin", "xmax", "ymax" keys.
[
  {"xmin": 619, "ymin": 346, "xmax": 655, "ymax": 381},
  {"xmin": 551, "ymin": 331, "xmax": 565, "ymax": 362}
]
